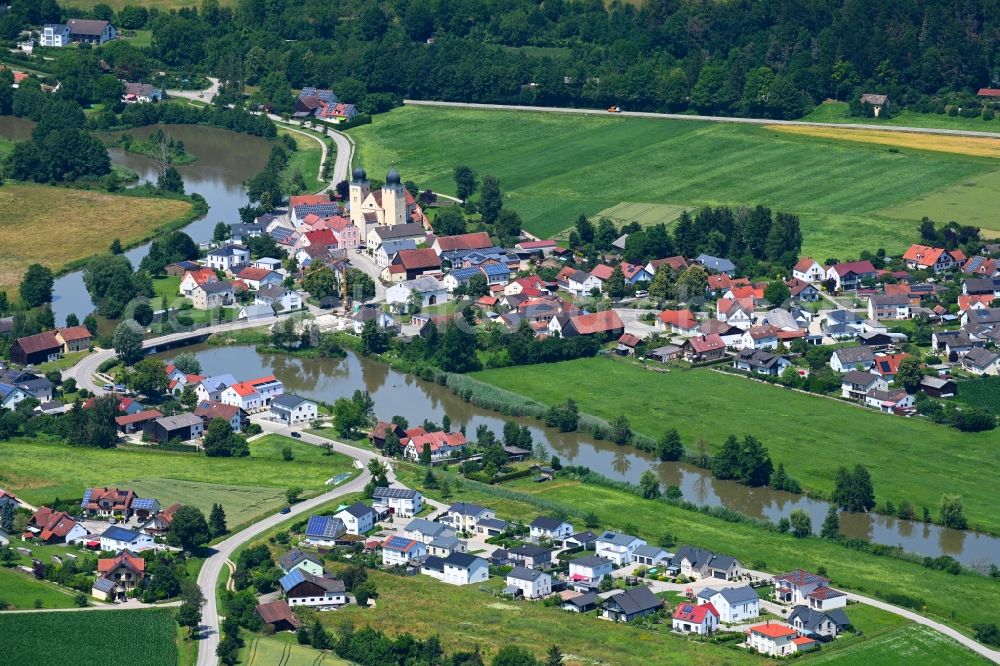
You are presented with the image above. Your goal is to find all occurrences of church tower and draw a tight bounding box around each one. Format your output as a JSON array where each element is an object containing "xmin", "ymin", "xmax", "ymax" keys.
[
  {"xmin": 348, "ymin": 166, "xmax": 370, "ymax": 227},
  {"xmin": 381, "ymin": 166, "xmax": 407, "ymax": 226}
]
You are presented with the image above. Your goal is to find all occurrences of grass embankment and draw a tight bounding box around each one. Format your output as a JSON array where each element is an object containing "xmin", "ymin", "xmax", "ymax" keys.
[
  {"xmin": 0, "ymin": 609, "xmax": 178, "ymax": 666},
  {"xmin": 350, "ymin": 105, "xmax": 1000, "ymax": 257},
  {"xmin": 472, "ymin": 357, "xmax": 1000, "ymax": 534},
  {"xmin": 390, "ymin": 463, "xmax": 998, "ymax": 651},
  {"xmin": 0, "ymin": 183, "xmax": 199, "ymax": 296},
  {"xmin": 241, "ymin": 635, "xmax": 354, "ymax": 666},
  {"xmin": 279, "ymin": 128, "xmax": 325, "ymax": 194},
  {"xmin": 0, "ymin": 435, "xmax": 356, "ymax": 524}
]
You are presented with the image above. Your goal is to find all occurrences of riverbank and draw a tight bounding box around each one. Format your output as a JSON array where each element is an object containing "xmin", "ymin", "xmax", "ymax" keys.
[
  {"xmin": 470, "ymin": 356, "xmax": 1000, "ymax": 536},
  {"xmin": 0, "ymin": 183, "xmax": 203, "ymax": 297},
  {"xmin": 113, "ymin": 132, "xmax": 196, "ymax": 165}
]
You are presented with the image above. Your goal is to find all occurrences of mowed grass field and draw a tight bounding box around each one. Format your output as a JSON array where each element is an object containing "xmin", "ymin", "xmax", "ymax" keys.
[
  {"xmin": 810, "ymin": 623, "xmax": 990, "ymax": 665},
  {"xmin": 350, "ymin": 106, "xmax": 1000, "ymax": 256},
  {"xmin": 0, "ymin": 183, "xmax": 194, "ymax": 295},
  {"xmin": 0, "ymin": 609, "xmax": 178, "ymax": 666},
  {"xmin": 390, "ymin": 463, "xmax": 999, "ymax": 654},
  {"xmin": 0, "ymin": 435, "xmax": 356, "ymax": 519},
  {"xmin": 0, "ymin": 567, "xmax": 80, "ymax": 609},
  {"xmin": 472, "ymin": 357, "xmax": 1000, "ymax": 533},
  {"xmin": 279, "ymin": 128, "xmax": 325, "ymax": 194},
  {"xmin": 804, "ymin": 100, "xmax": 1000, "ymax": 134},
  {"xmin": 241, "ymin": 635, "xmax": 353, "ymax": 666},
  {"xmin": 878, "ymin": 167, "xmax": 1000, "ymax": 239}
]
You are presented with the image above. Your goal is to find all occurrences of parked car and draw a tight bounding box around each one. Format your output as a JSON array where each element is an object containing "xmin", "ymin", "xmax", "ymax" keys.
[{"xmin": 290, "ymin": 431, "xmax": 301, "ymax": 438}]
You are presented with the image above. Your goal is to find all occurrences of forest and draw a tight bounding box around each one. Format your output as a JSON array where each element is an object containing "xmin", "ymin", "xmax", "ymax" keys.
[{"xmin": 6, "ymin": 0, "xmax": 994, "ymax": 121}]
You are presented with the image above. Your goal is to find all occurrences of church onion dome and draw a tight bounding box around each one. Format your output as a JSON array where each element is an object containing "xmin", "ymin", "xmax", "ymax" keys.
[
  {"xmin": 352, "ymin": 166, "xmax": 367, "ymax": 181},
  {"xmin": 386, "ymin": 167, "xmax": 401, "ymax": 185}
]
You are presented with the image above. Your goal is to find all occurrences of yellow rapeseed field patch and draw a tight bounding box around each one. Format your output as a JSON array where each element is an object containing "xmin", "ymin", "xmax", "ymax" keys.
[
  {"xmin": 767, "ymin": 125, "xmax": 1000, "ymax": 158},
  {"xmin": 0, "ymin": 183, "xmax": 193, "ymax": 296}
]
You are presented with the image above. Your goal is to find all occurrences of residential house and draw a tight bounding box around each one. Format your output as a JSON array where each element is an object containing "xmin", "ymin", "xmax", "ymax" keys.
[
  {"xmin": 793, "ymin": 258, "xmax": 825, "ymax": 282},
  {"xmin": 826, "ymin": 260, "xmax": 877, "ymax": 291},
  {"xmin": 696, "ymin": 586, "xmax": 760, "ymax": 623},
  {"xmin": 840, "ymin": 371, "xmax": 888, "ymax": 400},
  {"xmin": 773, "ymin": 570, "xmax": 832, "ymax": 605},
  {"xmin": 381, "ymin": 535, "xmax": 427, "ymax": 567},
  {"xmin": 595, "ymin": 531, "xmax": 646, "ymax": 566},
  {"xmin": 682, "ymin": 334, "xmax": 727, "ymax": 362},
  {"xmin": 386, "ymin": 277, "xmax": 448, "ymax": 309},
  {"xmin": 864, "ymin": 389, "xmax": 916, "ymax": 413},
  {"xmin": 139, "ymin": 503, "xmax": 180, "ymax": 537},
  {"xmin": 402, "ymin": 518, "xmax": 455, "ymax": 544},
  {"xmin": 671, "ymin": 546, "xmax": 742, "ymax": 581},
  {"xmin": 10, "ymin": 330, "xmax": 68, "ymax": 366},
  {"xmin": 631, "ymin": 545, "xmax": 671, "ymax": 566},
  {"xmin": 716, "ymin": 298, "xmax": 754, "ymax": 330},
  {"xmin": 115, "ymin": 409, "xmax": 164, "ymax": 435},
  {"xmin": 741, "ymin": 325, "xmax": 781, "ymax": 351},
  {"xmin": 235, "ymin": 267, "xmax": 282, "ymax": 291},
  {"xmin": 561, "ymin": 591, "xmax": 600, "ymax": 613},
  {"xmin": 962, "ymin": 307, "xmax": 1000, "ymax": 329},
  {"xmin": 476, "ymin": 518, "xmax": 509, "ymax": 538},
  {"xmin": 801, "ymin": 585, "xmax": 848, "ymax": 612},
  {"xmin": 25, "ymin": 507, "xmax": 87, "ymax": 544},
  {"xmin": 41, "ymin": 23, "xmax": 71, "ymax": 47},
  {"xmin": 788, "ymin": 606, "xmax": 850, "ymax": 640},
  {"xmin": 143, "ymin": 413, "xmax": 205, "ymax": 443},
  {"xmin": 733, "ymin": 349, "xmax": 791, "ymax": 376},
  {"xmin": 568, "ymin": 555, "xmax": 614, "ymax": 583},
  {"xmin": 280, "ymin": 569, "xmax": 348, "ymax": 609},
  {"xmin": 695, "ymin": 254, "xmax": 736, "ymax": 275},
  {"xmin": 602, "ymin": 586, "xmax": 663, "ymax": 623},
  {"xmin": 868, "ymin": 294, "xmax": 911, "ymax": 320},
  {"xmin": 871, "ymin": 353, "xmax": 909, "ymax": 381},
  {"xmin": 372, "ymin": 486, "xmax": 423, "ymax": 518},
  {"xmin": 290, "ymin": 194, "xmax": 338, "ymax": 226},
  {"xmin": 560, "ymin": 310, "xmax": 625, "ymax": 339},
  {"xmin": 962, "ymin": 256, "xmax": 999, "ymax": 278},
  {"xmin": 196, "ymin": 374, "xmax": 237, "ymax": 403},
  {"xmin": 698, "ymin": 320, "xmax": 745, "ymax": 347},
  {"xmin": 191, "ymin": 281, "xmax": 235, "ymax": 310},
  {"xmin": 427, "ymin": 534, "xmax": 466, "ymax": 558},
  {"xmin": 194, "ymin": 401, "xmax": 245, "ymax": 432},
  {"xmin": 402, "ymin": 430, "xmax": 468, "ymax": 463},
  {"xmin": 92, "ymin": 550, "xmax": 145, "ymax": 602},
  {"xmin": 389, "ymin": 248, "xmax": 442, "ymax": 280},
  {"xmin": 206, "ymin": 244, "xmax": 250, "ymax": 273},
  {"xmin": 529, "ymin": 517, "xmax": 574, "ymax": 543},
  {"xmin": 351, "ymin": 305, "xmax": 396, "ymax": 334},
  {"xmin": 658, "ymin": 309, "xmax": 699, "ymax": 335},
  {"xmin": 824, "ymin": 309, "xmax": 865, "ymax": 339},
  {"xmin": 932, "ymin": 330, "xmax": 979, "ymax": 359},
  {"xmin": 441, "ymin": 503, "xmax": 495, "ymax": 533},
  {"xmin": 421, "ymin": 552, "xmax": 489, "ymax": 585},
  {"xmin": 255, "ymin": 600, "xmax": 301, "ymax": 632},
  {"xmin": 80, "ymin": 487, "xmax": 136, "ymax": 519},
  {"xmin": 255, "ymin": 285, "xmax": 302, "ymax": 312},
  {"xmin": 507, "ymin": 544, "xmax": 554, "ymax": 570},
  {"xmin": 431, "ymin": 232, "xmax": 493, "ymax": 256},
  {"xmin": 0, "ymin": 384, "xmax": 29, "ymax": 410},
  {"xmin": 229, "ymin": 224, "xmax": 265, "ymax": 245},
  {"xmin": 672, "ymin": 602, "xmax": 719, "ymax": 634},
  {"xmin": 304, "ymin": 515, "xmax": 346, "ymax": 547},
  {"xmin": 561, "ymin": 269, "xmax": 602, "ymax": 297},
  {"xmin": 99, "ymin": 526, "xmax": 154, "ymax": 553},
  {"xmin": 220, "ymin": 382, "xmax": 262, "ymax": 413},
  {"xmin": 830, "ymin": 346, "xmax": 875, "ymax": 373},
  {"xmin": 278, "ymin": 550, "xmax": 325, "ymax": 576},
  {"xmin": 335, "ymin": 502, "xmax": 378, "ymax": 535},
  {"xmin": 902, "ymin": 244, "xmax": 956, "ymax": 273},
  {"xmin": 369, "ymin": 421, "xmax": 407, "ymax": 449},
  {"xmin": 179, "ymin": 268, "xmax": 218, "ymax": 296},
  {"xmin": 67, "ymin": 19, "xmax": 116, "ymax": 44},
  {"xmin": 123, "ymin": 82, "xmax": 161, "ymax": 103},
  {"xmin": 786, "ymin": 278, "xmax": 820, "ymax": 302},
  {"xmin": 748, "ymin": 623, "xmax": 803, "ymax": 657},
  {"xmin": 366, "ymin": 224, "xmax": 427, "ymax": 256},
  {"xmin": 962, "ymin": 347, "xmax": 1000, "ymax": 375},
  {"xmin": 506, "ymin": 567, "xmax": 551, "ymax": 598}
]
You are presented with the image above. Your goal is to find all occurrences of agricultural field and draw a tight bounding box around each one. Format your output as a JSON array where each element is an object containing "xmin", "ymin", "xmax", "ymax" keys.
[
  {"xmin": 877, "ymin": 167, "xmax": 1000, "ymax": 239},
  {"xmin": 0, "ymin": 183, "xmax": 195, "ymax": 296},
  {"xmin": 804, "ymin": 100, "xmax": 1000, "ymax": 135},
  {"xmin": 589, "ymin": 201, "xmax": 688, "ymax": 229},
  {"xmin": 956, "ymin": 376, "xmax": 1000, "ymax": 414},
  {"xmin": 810, "ymin": 624, "xmax": 989, "ymax": 665},
  {"xmin": 471, "ymin": 357, "xmax": 1000, "ymax": 533},
  {"xmin": 766, "ymin": 125, "xmax": 1000, "ymax": 158},
  {"xmin": 0, "ymin": 435, "xmax": 356, "ymax": 521},
  {"xmin": 241, "ymin": 635, "xmax": 353, "ymax": 666},
  {"xmin": 392, "ymin": 462, "xmax": 1000, "ymax": 641},
  {"xmin": 349, "ymin": 105, "xmax": 1000, "ymax": 257},
  {"xmin": 0, "ymin": 567, "xmax": 79, "ymax": 609},
  {"xmin": 0, "ymin": 608, "xmax": 178, "ymax": 666}
]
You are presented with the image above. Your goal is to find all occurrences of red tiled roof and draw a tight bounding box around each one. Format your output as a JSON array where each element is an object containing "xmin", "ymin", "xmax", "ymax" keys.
[
  {"xmin": 977, "ymin": 88, "xmax": 1000, "ymax": 97},
  {"xmin": 256, "ymin": 600, "xmax": 300, "ymax": 628},
  {"xmin": 434, "ymin": 232, "xmax": 492, "ymax": 252},
  {"xmin": 396, "ymin": 248, "xmax": 441, "ymax": 270},
  {"xmin": 289, "ymin": 194, "xmax": 331, "ymax": 208},
  {"xmin": 706, "ymin": 274, "xmax": 733, "ymax": 292},
  {"xmin": 750, "ymin": 623, "xmax": 797, "ymax": 639},
  {"xmin": 618, "ymin": 333, "xmax": 641, "ymax": 347},
  {"xmin": 793, "ymin": 257, "xmax": 819, "ymax": 272},
  {"xmin": 792, "ymin": 636, "xmax": 816, "ymax": 646},
  {"xmin": 114, "ymin": 410, "xmax": 163, "ymax": 426},
  {"xmin": 649, "ymin": 256, "xmax": 688, "ymax": 272},
  {"xmin": 98, "ymin": 550, "xmax": 145, "ymax": 574},
  {"xmin": 620, "ymin": 262, "xmax": 646, "ymax": 280},
  {"xmin": 250, "ymin": 375, "xmax": 279, "ymax": 387},
  {"xmin": 958, "ymin": 295, "xmax": 993, "ymax": 311},
  {"xmin": 786, "ymin": 278, "xmax": 814, "ymax": 296},
  {"xmin": 831, "ymin": 260, "xmax": 876, "ymax": 276},
  {"xmin": 58, "ymin": 326, "xmax": 92, "ymax": 342},
  {"xmin": 405, "ymin": 430, "xmax": 467, "ymax": 452},
  {"xmin": 517, "ymin": 240, "xmax": 557, "ymax": 249},
  {"xmin": 570, "ymin": 310, "xmax": 624, "ymax": 335},
  {"xmin": 184, "ymin": 268, "xmax": 218, "ymax": 285},
  {"xmin": 687, "ymin": 334, "xmax": 725, "ymax": 353},
  {"xmin": 304, "ymin": 229, "xmax": 337, "ymax": 246},
  {"xmin": 658, "ymin": 309, "xmax": 697, "ymax": 329},
  {"xmin": 194, "ymin": 400, "xmax": 241, "ymax": 421},
  {"xmin": 806, "ymin": 586, "xmax": 845, "ymax": 600},
  {"xmin": 673, "ymin": 602, "xmax": 718, "ymax": 622},
  {"xmin": 590, "ymin": 264, "xmax": 614, "ymax": 281},
  {"xmin": 236, "ymin": 267, "xmax": 276, "ymax": 282},
  {"xmin": 902, "ymin": 244, "xmax": 949, "ymax": 267},
  {"xmin": 14, "ymin": 331, "xmax": 61, "ymax": 354},
  {"xmin": 229, "ymin": 382, "xmax": 258, "ymax": 397},
  {"xmin": 874, "ymin": 353, "xmax": 909, "ymax": 377},
  {"xmin": 951, "ymin": 249, "xmax": 967, "ymax": 263}
]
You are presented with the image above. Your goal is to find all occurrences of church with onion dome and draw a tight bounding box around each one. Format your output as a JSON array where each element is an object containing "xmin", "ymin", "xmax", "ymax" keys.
[{"xmin": 348, "ymin": 165, "xmax": 421, "ymax": 233}]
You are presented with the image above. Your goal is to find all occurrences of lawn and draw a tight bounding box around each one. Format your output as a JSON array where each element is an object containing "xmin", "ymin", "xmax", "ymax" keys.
[
  {"xmin": 471, "ymin": 357, "xmax": 1000, "ymax": 533},
  {"xmin": 809, "ymin": 624, "xmax": 989, "ymax": 665},
  {"xmin": 349, "ymin": 105, "xmax": 999, "ymax": 257},
  {"xmin": 0, "ymin": 183, "xmax": 195, "ymax": 296},
  {"xmin": 115, "ymin": 478, "xmax": 289, "ymax": 528},
  {"xmin": 0, "ymin": 608, "xmax": 178, "ymax": 665},
  {"xmin": 34, "ymin": 350, "xmax": 91, "ymax": 374},
  {"xmin": 326, "ymin": 569, "xmax": 752, "ymax": 665},
  {"xmin": 280, "ymin": 129, "xmax": 325, "ymax": 194},
  {"xmin": 152, "ymin": 275, "xmax": 181, "ymax": 302},
  {"xmin": 241, "ymin": 634, "xmax": 353, "ymax": 666},
  {"xmin": 0, "ymin": 567, "xmax": 79, "ymax": 609},
  {"xmin": 391, "ymin": 463, "xmax": 1000, "ymax": 640},
  {"xmin": 0, "ymin": 435, "xmax": 356, "ymax": 514},
  {"xmin": 804, "ymin": 100, "xmax": 1000, "ymax": 135}
]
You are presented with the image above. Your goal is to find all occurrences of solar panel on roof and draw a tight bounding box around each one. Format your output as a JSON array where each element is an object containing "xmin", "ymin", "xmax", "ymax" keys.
[
  {"xmin": 80, "ymin": 488, "xmax": 93, "ymax": 507},
  {"xmin": 279, "ymin": 568, "xmax": 306, "ymax": 592},
  {"xmin": 375, "ymin": 487, "xmax": 414, "ymax": 499},
  {"xmin": 93, "ymin": 577, "xmax": 117, "ymax": 593},
  {"xmin": 385, "ymin": 535, "xmax": 413, "ymax": 549},
  {"xmin": 132, "ymin": 498, "xmax": 158, "ymax": 510}
]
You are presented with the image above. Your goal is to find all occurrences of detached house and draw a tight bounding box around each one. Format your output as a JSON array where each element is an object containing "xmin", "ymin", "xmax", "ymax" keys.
[
  {"xmin": 92, "ymin": 550, "xmax": 145, "ymax": 602},
  {"xmin": 788, "ymin": 606, "xmax": 851, "ymax": 640},
  {"xmin": 421, "ymin": 552, "xmax": 489, "ymax": 586},
  {"xmin": 507, "ymin": 544, "xmax": 554, "ymax": 570},
  {"xmin": 792, "ymin": 258, "xmax": 825, "ymax": 282},
  {"xmin": 143, "ymin": 413, "xmax": 205, "ymax": 443},
  {"xmin": 840, "ymin": 371, "xmax": 888, "ymax": 400},
  {"xmin": 682, "ymin": 334, "xmax": 727, "ymax": 362},
  {"xmin": 99, "ymin": 526, "xmax": 154, "ymax": 553},
  {"xmin": 280, "ymin": 569, "xmax": 348, "ymax": 609},
  {"xmin": 748, "ymin": 623, "xmax": 809, "ymax": 657},
  {"xmin": 441, "ymin": 503, "xmax": 495, "ymax": 533},
  {"xmin": 595, "ymin": 531, "xmax": 646, "ymax": 566},
  {"xmin": 80, "ymin": 487, "xmax": 136, "ymax": 519},
  {"xmin": 26, "ymin": 507, "xmax": 87, "ymax": 544},
  {"xmin": 696, "ymin": 586, "xmax": 760, "ymax": 623},
  {"xmin": 658, "ymin": 309, "xmax": 699, "ymax": 335},
  {"xmin": 191, "ymin": 281, "xmax": 235, "ymax": 310},
  {"xmin": 403, "ymin": 429, "xmax": 468, "ymax": 462},
  {"xmin": 672, "ymin": 602, "xmax": 719, "ymax": 635},
  {"xmin": 602, "ymin": 586, "xmax": 663, "ymax": 623},
  {"xmin": 733, "ymin": 349, "xmax": 791, "ymax": 376},
  {"xmin": 830, "ymin": 346, "xmax": 875, "ymax": 373},
  {"xmin": 334, "ymin": 502, "xmax": 378, "ymax": 535},
  {"xmin": 868, "ymin": 294, "xmax": 911, "ymax": 320},
  {"xmin": 304, "ymin": 515, "xmax": 346, "ymax": 547},
  {"xmin": 206, "ymin": 244, "xmax": 250, "ymax": 273},
  {"xmin": 826, "ymin": 260, "xmax": 877, "ymax": 291},
  {"xmin": 902, "ymin": 244, "xmax": 956, "ymax": 273},
  {"xmin": 670, "ymin": 546, "xmax": 742, "ymax": 581},
  {"xmin": 568, "ymin": 555, "xmax": 614, "ymax": 584},
  {"xmin": 506, "ymin": 566, "xmax": 551, "ymax": 598},
  {"xmin": 278, "ymin": 550, "xmax": 325, "ymax": 577},
  {"xmin": 67, "ymin": 19, "xmax": 116, "ymax": 44},
  {"xmin": 561, "ymin": 269, "xmax": 601, "ymax": 297},
  {"xmin": 382, "ymin": 535, "xmax": 426, "ymax": 567},
  {"xmin": 269, "ymin": 394, "xmax": 318, "ymax": 424},
  {"xmin": 529, "ymin": 517, "xmax": 574, "ymax": 543},
  {"xmin": 773, "ymin": 570, "xmax": 835, "ymax": 605},
  {"xmin": 372, "ymin": 486, "xmax": 423, "ymax": 518}
]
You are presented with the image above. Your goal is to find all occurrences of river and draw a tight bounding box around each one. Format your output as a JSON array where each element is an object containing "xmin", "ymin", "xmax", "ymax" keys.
[
  {"xmin": 157, "ymin": 343, "xmax": 1000, "ymax": 570},
  {"xmin": 2, "ymin": 115, "xmax": 995, "ymax": 569}
]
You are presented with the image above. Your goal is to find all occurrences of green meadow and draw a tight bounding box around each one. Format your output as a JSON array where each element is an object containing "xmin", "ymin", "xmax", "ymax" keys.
[
  {"xmin": 349, "ymin": 105, "xmax": 1000, "ymax": 257},
  {"xmin": 472, "ymin": 357, "xmax": 1000, "ymax": 533}
]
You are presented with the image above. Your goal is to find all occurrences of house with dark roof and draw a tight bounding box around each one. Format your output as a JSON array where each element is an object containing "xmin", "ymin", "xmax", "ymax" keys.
[
  {"xmin": 788, "ymin": 605, "xmax": 850, "ymax": 639},
  {"xmin": 335, "ymin": 502, "xmax": 378, "ymax": 535},
  {"xmin": 671, "ymin": 546, "xmax": 742, "ymax": 581},
  {"xmin": 99, "ymin": 525, "xmax": 154, "ymax": 553},
  {"xmin": 696, "ymin": 586, "xmax": 760, "ymax": 623},
  {"xmin": 830, "ymin": 346, "xmax": 875, "ymax": 373},
  {"xmin": 403, "ymin": 518, "xmax": 455, "ymax": 544},
  {"xmin": 561, "ymin": 590, "xmax": 600, "ymax": 612},
  {"xmin": 529, "ymin": 517, "xmax": 574, "ymax": 543},
  {"xmin": 695, "ymin": 254, "xmax": 736, "ymax": 275},
  {"xmin": 143, "ymin": 413, "xmax": 205, "ymax": 443},
  {"xmin": 840, "ymin": 371, "xmax": 887, "ymax": 400},
  {"xmin": 733, "ymin": 349, "xmax": 791, "ymax": 376},
  {"xmin": 631, "ymin": 545, "xmax": 671, "ymax": 566},
  {"xmin": 269, "ymin": 393, "xmax": 318, "ymax": 425},
  {"xmin": 602, "ymin": 586, "xmax": 663, "ymax": 623},
  {"xmin": 67, "ymin": 19, "xmax": 116, "ymax": 44},
  {"xmin": 278, "ymin": 549, "xmax": 325, "ymax": 576},
  {"xmin": 507, "ymin": 543, "xmax": 554, "ymax": 570},
  {"xmin": 962, "ymin": 347, "xmax": 1000, "ymax": 375},
  {"xmin": 304, "ymin": 515, "xmax": 347, "ymax": 547},
  {"xmin": 372, "ymin": 485, "xmax": 423, "ymax": 517},
  {"xmin": 420, "ymin": 552, "xmax": 489, "ymax": 585},
  {"xmin": 773, "ymin": 569, "xmax": 831, "ymax": 605},
  {"xmin": 280, "ymin": 568, "xmax": 347, "ymax": 609},
  {"xmin": 826, "ymin": 260, "xmax": 877, "ymax": 291},
  {"xmin": 506, "ymin": 566, "xmax": 551, "ymax": 598}
]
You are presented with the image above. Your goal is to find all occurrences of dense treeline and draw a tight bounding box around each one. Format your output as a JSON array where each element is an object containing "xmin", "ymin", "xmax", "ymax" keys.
[{"xmin": 29, "ymin": 0, "xmax": 1000, "ymax": 120}]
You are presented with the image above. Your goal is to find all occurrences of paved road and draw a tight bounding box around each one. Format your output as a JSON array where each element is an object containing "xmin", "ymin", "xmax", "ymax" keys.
[
  {"xmin": 347, "ymin": 249, "xmax": 388, "ymax": 301},
  {"xmin": 195, "ymin": 425, "xmax": 388, "ymax": 666},
  {"xmin": 167, "ymin": 77, "xmax": 221, "ymax": 104},
  {"xmin": 265, "ymin": 115, "xmax": 355, "ymax": 188},
  {"xmin": 404, "ymin": 99, "xmax": 1000, "ymax": 139}
]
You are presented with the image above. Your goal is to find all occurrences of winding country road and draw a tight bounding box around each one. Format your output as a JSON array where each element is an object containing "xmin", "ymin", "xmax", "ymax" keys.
[{"xmin": 404, "ymin": 99, "xmax": 1000, "ymax": 139}]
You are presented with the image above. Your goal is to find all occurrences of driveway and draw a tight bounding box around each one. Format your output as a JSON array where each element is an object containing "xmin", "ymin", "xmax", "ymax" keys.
[
  {"xmin": 167, "ymin": 77, "xmax": 220, "ymax": 104},
  {"xmin": 614, "ymin": 308, "xmax": 659, "ymax": 338}
]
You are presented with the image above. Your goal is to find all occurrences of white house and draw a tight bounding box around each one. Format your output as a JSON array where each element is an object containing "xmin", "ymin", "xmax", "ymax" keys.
[
  {"xmin": 235, "ymin": 267, "xmax": 282, "ymax": 290},
  {"xmin": 41, "ymin": 24, "xmax": 71, "ymax": 47},
  {"xmin": 206, "ymin": 244, "xmax": 250, "ymax": 273},
  {"xmin": 334, "ymin": 502, "xmax": 377, "ymax": 535},
  {"xmin": 99, "ymin": 526, "xmax": 155, "ymax": 553},
  {"xmin": 672, "ymin": 602, "xmax": 719, "ymax": 635},
  {"xmin": 280, "ymin": 570, "xmax": 348, "ymax": 610},
  {"xmin": 867, "ymin": 295, "xmax": 911, "ymax": 320},
  {"xmin": 195, "ymin": 374, "xmax": 237, "ymax": 403},
  {"xmin": 529, "ymin": 517, "xmax": 574, "ymax": 543},
  {"xmin": 563, "ymin": 269, "xmax": 601, "ymax": 297},
  {"xmin": 441, "ymin": 503, "xmax": 495, "ymax": 533},
  {"xmin": 631, "ymin": 545, "xmax": 671, "ymax": 566},
  {"xmin": 568, "ymin": 555, "xmax": 614, "ymax": 583},
  {"xmin": 269, "ymin": 394, "xmax": 318, "ymax": 424},
  {"xmin": 670, "ymin": 546, "xmax": 742, "ymax": 581},
  {"xmin": 381, "ymin": 535, "xmax": 426, "ymax": 567},
  {"xmin": 773, "ymin": 570, "xmax": 832, "ymax": 605},
  {"xmin": 303, "ymin": 515, "xmax": 346, "ymax": 547},
  {"xmin": 220, "ymin": 382, "xmax": 262, "ymax": 412},
  {"xmin": 506, "ymin": 566, "xmax": 551, "ymax": 599},
  {"xmin": 386, "ymin": 276, "xmax": 449, "ymax": 309},
  {"xmin": 372, "ymin": 486, "xmax": 423, "ymax": 518},
  {"xmin": 441, "ymin": 553, "xmax": 489, "ymax": 586},
  {"xmin": 696, "ymin": 586, "xmax": 760, "ymax": 623},
  {"xmin": 594, "ymin": 531, "xmax": 646, "ymax": 566},
  {"xmin": 748, "ymin": 623, "xmax": 807, "ymax": 657},
  {"xmin": 255, "ymin": 285, "xmax": 302, "ymax": 312},
  {"xmin": 830, "ymin": 346, "xmax": 875, "ymax": 373},
  {"xmin": 278, "ymin": 550, "xmax": 325, "ymax": 576},
  {"xmin": 792, "ymin": 258, "xmax": 825, "ymax": 283},
  {"xmin": 402, "ymin": 518, "xmax": 455, "ymax": 544},
  {"xmin": 840, "ymin": 371, "xmax": 888, "ymax": 400}
]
